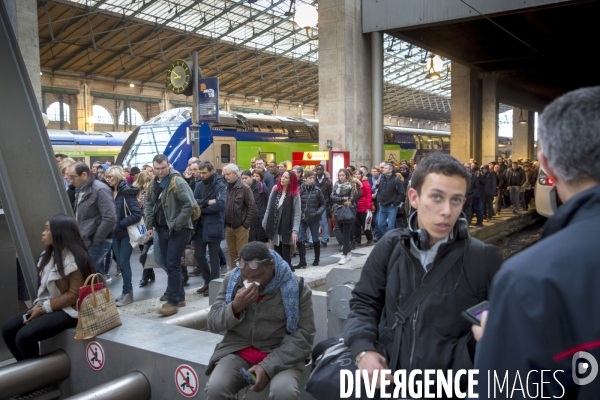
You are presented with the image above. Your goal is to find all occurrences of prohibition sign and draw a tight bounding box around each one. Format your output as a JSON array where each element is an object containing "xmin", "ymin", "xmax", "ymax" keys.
[
  {"xmin": 175, "ymin": 364, "xmax": 199, "ymax": 397},
  {"xmin": 86, "ymin": 341, "xmax": 105, "ymax": 370}
]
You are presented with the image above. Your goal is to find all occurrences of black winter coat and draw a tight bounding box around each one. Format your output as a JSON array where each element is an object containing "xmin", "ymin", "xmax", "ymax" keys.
[
  {"xmin": 299, "ymin": 183, "xmax": 326, "ymax": 223},
  {"xmin": 344, "ymin": 229, "xmax": 502, "ymax": 374},
  {"xmin": 314, "ymin": 174, "xmax": 333, "ymax": 210},
  {"xmin": 249, "ymin": 180, "xmax": 270, "ymax": 242},
  {"xmin": 480, "ymin": 171, "xmax": 497, "ymax": 197},
  {"xmin": 475, "ymin": 184, "xmax": 600, "ymax": 398},
  {"xmin": 113, "ymin": 181, "xmax": 142, "ymax": 239},
  {"xmin": 377, "ymin": 174, "xmax": 405, "ymax": 207},
  {"xmin": 506, "ymin": 167, "xmax": 526, "ymax": 187},
  {"xmin": 194, "ymin": 174, "xmax": 226, "ymax": 243}
]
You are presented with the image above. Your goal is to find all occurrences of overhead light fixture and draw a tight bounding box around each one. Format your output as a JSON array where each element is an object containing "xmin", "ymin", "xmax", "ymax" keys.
[
  {"xmin": 295, "ymin": 4, "xmax": 318, "ymax": 40},
  {"xmin": 254, "ymin": 99, "xmax": 259, "ymax": 103},
  {"xmin": 425, "ymin": 53, "xmax": 450, "ymax": 80},
  {"xmin": 129, "ymin": 83, "xmax": 135, "ymax": 88},
  {"xmin": 518, "ymin": 108, "xmax": 527, "ymax": 124},
  {"xmin": 40, "ymin": 71, "xmax": 43, "ymax": 75}
]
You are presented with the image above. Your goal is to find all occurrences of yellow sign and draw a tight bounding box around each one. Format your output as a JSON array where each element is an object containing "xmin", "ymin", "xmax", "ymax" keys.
[{"xmin": 302, "ymin": 152, "xmax": 329, "ymax": 161}]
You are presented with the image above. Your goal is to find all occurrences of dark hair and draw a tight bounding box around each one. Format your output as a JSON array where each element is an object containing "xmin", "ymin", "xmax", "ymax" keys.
[
  {"xmin": 72, "ymin": 162, "xmax": 90, "ymax": 176},
  {"xmin": 303, "ymin": 170, "xmax": 314, "ymax": 178},
  {"xmin": 198, "ymin": 161, "xmax": 214, "ymax": 171},
  {"xmin": 39, "ymin": 214, "xmax": 95, "ymax": 282},
  {"xmin": 153, "ymin": 154, "xmax": 169, "ymax": 165},
  {"xmin": 241, "ymin": 170, "xmax": 252, "ymax": 178},
  {"xmin": 55, "ymin": 154, "xmax": 67, "ymax": 160},
  {"xmin": 292, "ymin": 166, "xmax": 303, "ymax": 175},
  {"xmin": 347, "ymin": 165, "xmax": 356, "ymax": 172},
  {"xmin": 410, "ymin": 153, "xmax": 470, "ymax": 194},
  {"xmin": 252, "ymin": 168, "xmax": 265, "ymax": 181},
  {"xmin": 239, "ymin": 241, "xmax": 272, "ymax": 263},
  {"xmin": 315, "ymin": 164, "xmax": 324, "ymax": 171}
]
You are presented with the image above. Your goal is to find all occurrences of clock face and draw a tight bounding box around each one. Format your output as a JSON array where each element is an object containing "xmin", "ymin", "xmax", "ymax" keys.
[{"xmin": 166, "ymin": 60, "xmax": 191, "ymax": 94}]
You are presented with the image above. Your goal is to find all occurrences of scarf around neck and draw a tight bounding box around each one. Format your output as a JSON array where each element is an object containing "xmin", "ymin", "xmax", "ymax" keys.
[{"xmin": 224, "ymin": 249, "xmax": 300, "ymax": 334}]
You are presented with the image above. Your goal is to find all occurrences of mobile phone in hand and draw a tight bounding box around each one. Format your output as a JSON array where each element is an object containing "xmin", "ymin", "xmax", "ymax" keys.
[
  {"xmin": 461, "ymin": 301, "xmax": 490, "ymax": 326},
  {"xmin": 23, "ymin": 314, "xmax": 29, "ymax": 322},
  {"xmin": 241, "ymin": 368, "xmax": 256, "ymax": 385}
]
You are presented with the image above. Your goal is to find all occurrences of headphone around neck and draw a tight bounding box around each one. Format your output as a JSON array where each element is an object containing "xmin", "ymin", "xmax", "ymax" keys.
[{"xmin": 407, "ymin": 211, "xmax": 469, "ymax": 250}]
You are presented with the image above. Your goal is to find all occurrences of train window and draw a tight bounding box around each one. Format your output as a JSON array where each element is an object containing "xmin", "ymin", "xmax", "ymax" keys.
[
  {"xmin": 260, "ymin": 152, "xmax": 276, "ymax": 164},
  {"xmin": 413, "ymin": 135, "xmax": 421, "ymax": 150},
  {"xmin": 432, "ymin": 137, "xmax": 443, "ymax": 150},
  {"xmin": 442, "ymin": 137, "xmax": 450, "ymax": 151},
  {"xmin": 253, "ymin": 125, "xmax": 260, "ymax": 132},
  {"xmin": 221, "ymin": 144, "xmax": 230, "ymax": 163},
  {"xmin": 266, "ymin": 125, "xmax": 275, "ymax": 132},
  {"xmin": 421, "ymin": 136, "xmax": 433, "ymax": 150}
]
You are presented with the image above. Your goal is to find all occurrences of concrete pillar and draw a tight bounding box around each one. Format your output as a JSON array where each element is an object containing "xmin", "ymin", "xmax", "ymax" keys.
[
  {"xmin": 512, "ymin": 108, "xmax": 535, "ymax": 161},
  {"xmin": 68, "ymin": 94, "xmax": 79, "ymax": 130},
  {"xmin": 318, "ymin": 0, "xmax": 372, "ymax": 168},
  {"xmin": 450, "ymin": 63, "xmax": 481, "ymax": 163},
  {"xmin": 76, "ymin": 83, "xmax": 93, "ymax": 132},
  {"xmin": 481, "ymin": 73, "xmax": 499, "ymax": 165},
  {"xmin": 3, "ymin": 0, "xmax": 41, "ymax": 109}
]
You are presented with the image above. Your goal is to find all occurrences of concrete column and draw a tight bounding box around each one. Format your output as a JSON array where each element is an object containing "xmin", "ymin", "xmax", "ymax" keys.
[
  {"xmin": 3, "ymin": 0, "xmax": 41, "ymax": 109},
  {"xmin": 450, "ymin": 63, "xmax": 481, "ymax": 163},
  {"xmin": 371, "ymin": 32, "xmax": 384, "ymax": 166},
  {"xmin": 481, "ymin": 73, "xmax": 499, "ymax": 164},
  {"xmin": 319, "ymin": 0, "xmax": 372, "ymax": 168},
  {"xmin": 512, "ymin": 108, "xmax": 535, "ymax": 160},
  {"xmin": 68, "ymin": 95, "xmax": 79, "ymax": 130},
  {"xmin": 76, "ymin": 82, "xmax": 93, "ymax": 132}
]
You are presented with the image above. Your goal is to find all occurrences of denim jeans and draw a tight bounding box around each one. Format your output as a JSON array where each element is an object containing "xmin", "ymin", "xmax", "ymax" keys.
[
  {"xmin": 319, "ymin": 212, "xmax": 330, "ymax": 243},
  {"xmin": 299, "ymin": 220, "xmax": 320, "ymax": 243},
  {"xmin": 112, "ymin": 236, "xmax": 133, "ymax": 295},
  {"xmin": 194, "ymin": 235, "xmax": 221, "ymax": 285},
  {"xmin": 157, "ymin": 228, "xmax": 191, "ymax": 305},
  {"xmin": 377, "ymin": 205, "xmax": 398, "ymax": 236},
  {"xmin": 509, "ymin": 186, "xmax": 521, "ymax": 212},
  {"xmin": 88, "ymin": 240, "xmax": 113, "ymax": 276}
]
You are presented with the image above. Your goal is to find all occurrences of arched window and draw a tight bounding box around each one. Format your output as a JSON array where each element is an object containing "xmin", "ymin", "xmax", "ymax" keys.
[
  {"xmin": 92, "ymin": 105, "xmax": 114, "ymax": 125},
  {"xmin": 118, "ymin": 108, "xmax": 144, "ymax": 126},
  {"xmin": 46, "ymin": 102, "xmax": 70, "ymax": 123}
]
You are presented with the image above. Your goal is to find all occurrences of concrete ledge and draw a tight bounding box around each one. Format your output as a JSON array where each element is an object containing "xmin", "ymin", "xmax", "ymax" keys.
[
  {"xmin": 469, "ymin": 209, "xmax": 541, "ymax": 243},
  {"xmin": 41, "ymin": 314, "xmax": 313, "ymax": 399}
]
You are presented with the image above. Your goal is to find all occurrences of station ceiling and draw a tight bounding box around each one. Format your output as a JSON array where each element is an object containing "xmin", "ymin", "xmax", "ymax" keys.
[
  {"xmin": 385, "ymin": 0, "xmax": 600, "ymax": 105},
  {"xmin": 38, "ymin": 0, "xmax": 455, "ymax": 122}
]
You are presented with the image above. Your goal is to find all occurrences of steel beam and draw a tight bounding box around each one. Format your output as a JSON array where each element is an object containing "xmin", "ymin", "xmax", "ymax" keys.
[
  {"xmin": 64, "ymin": 371, "xmax": 151, "ymax": 400},
  {"xmin": 0, "ymin": 1, "xmax": 74, "ymax": 298},
  {"xmin": 0, "ymin": 349, "xmax": 70, "ymax": 398}
]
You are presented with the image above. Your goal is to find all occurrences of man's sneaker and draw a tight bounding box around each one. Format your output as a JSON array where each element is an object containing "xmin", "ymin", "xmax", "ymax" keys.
[
  {"xmin": 196, "ymin": 284, "xmax": 209, "ymax": 294},
  {"xmin": 116, "ymin": 264, "xmax": 122, "ymax": 277},
  {"xmin": 115, "ymin": 291, "xmax": 133, "ymax": 307},
  {"xmin": 220, "ymin": 265, "xmax": 229, "ymax": 276},
  {"xmin": 366, "ymin": 239, "xmax": 373, "ymax": 246},
  {"xmin": 346, "ymin": 253, "xmax": 353, "ymax": 262},
  {"xmin": 158, "ymin": 303, "xmax": 178, "ymax": 316},
  {"xmin": 189, "ymin": 267, "xmax": 201, "ymax": 276},
  {"xmin": 338, "ymin": 255, "xmax": 347, "ymax": 265},
  {"xmin": 320, "ymin": 241, "xmax": 328, "ymax": 247},
  {"xmin": 178, "ymin": 301, "xmax": 186, "ymax": 307},
  {"xmin": 160, "ymin": 292, "xmax": 168, "ymax": 301},
  {"xmin": 105, "ymin": 274, "xmax": 113, "ymax": 283}
]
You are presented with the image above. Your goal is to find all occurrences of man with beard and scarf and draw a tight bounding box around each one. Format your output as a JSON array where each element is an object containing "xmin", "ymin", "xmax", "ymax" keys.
[
  {"xmin": 473, "ymin": 86, "xmax": 600, "ymax": 398},
  {"xmin": 205, "ymin": 241, "xmax": 315, "ymax": 399},
  {"xmin": 193, "ymin": 161, "xmax": 227, "ymax": 297}
]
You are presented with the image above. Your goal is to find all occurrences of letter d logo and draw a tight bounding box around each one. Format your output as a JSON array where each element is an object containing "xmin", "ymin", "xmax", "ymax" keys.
[{"xmin": 572, "ymin": 351, "xmax": 598, "ymax": 385}]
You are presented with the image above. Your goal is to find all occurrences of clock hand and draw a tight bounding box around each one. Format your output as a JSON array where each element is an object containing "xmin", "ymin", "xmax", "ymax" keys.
[{"xmin": 173, "ymin": 72, "xmax": 181, "ymax": 79}]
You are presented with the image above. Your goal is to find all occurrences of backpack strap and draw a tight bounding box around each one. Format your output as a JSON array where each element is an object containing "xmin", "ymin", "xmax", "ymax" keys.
[{"xmin": 463, "ymin": 238, "xmax": 489, "ymax": 302}]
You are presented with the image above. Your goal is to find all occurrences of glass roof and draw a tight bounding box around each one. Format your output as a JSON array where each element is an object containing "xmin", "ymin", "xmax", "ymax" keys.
[{"xmin": 50, "ymin": 1, "xmax": 456, "ymax": 121}]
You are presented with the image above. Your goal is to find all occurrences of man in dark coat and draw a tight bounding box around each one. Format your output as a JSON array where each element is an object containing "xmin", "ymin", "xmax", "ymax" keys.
[
  {"xmin": 343, "ymin": 154, "xmax": 502, "ymax": 395},
  {"xmin": 506, "ymin": 161, "xmax": 526, "ymax": 213},
  {"xmin": 473, "ymin": 86, "xmax": 600, "ymax": 399},
  {"xmin": 193, "ymin": 161, "xmax": 226, "ymax": 296},
  {"xmin": 314, "ymin": 164, "xmax": 332, "ymax": 247},
  {"xmin": 480, "ymin": 165, "xmax": 497, "ymax": 221},
  {"xmin": 493, "ymin": 164, "xmax": 506, "ymax": 214}
]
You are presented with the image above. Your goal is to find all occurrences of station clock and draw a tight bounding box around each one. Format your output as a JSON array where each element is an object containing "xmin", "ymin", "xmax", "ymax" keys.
[{"xmin": 166, "ymin": 59, "xmax": 192, "ymax": 96}]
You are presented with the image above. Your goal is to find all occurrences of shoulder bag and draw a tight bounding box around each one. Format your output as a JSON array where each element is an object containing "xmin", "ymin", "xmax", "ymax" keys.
[
  {"xmin": 74, "ymin": 274, "xmax": 122, "ymax": 340},
  {"xmin": 124, "ymin": 200, "xmax": 149, "ymax": 247}
]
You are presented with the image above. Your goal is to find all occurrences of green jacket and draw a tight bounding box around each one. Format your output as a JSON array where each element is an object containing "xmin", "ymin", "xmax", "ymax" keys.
[{"xmin": 145, "ymin": 168, "xmax": 195, "ymax": 232}]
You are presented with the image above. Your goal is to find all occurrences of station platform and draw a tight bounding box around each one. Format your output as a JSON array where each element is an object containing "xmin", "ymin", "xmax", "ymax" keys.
[{"xmin": 114, "ymin": 206, "xmax": 541, "ymax": 324}]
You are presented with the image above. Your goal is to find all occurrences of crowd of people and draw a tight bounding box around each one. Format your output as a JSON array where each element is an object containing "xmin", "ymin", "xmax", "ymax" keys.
[
  {"xmin": 3, "ymin": 86, "xmax": 599, "ymax": 399},
  {"xmin": 462, "ymin": 156, "xmax": 538, "ymax": 226}
]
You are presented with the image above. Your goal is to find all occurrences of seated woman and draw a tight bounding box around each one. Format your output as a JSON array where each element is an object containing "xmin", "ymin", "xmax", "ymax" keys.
[{"xmin": 2, "ymin": 214, "xmax": 95, "ymax": 361}]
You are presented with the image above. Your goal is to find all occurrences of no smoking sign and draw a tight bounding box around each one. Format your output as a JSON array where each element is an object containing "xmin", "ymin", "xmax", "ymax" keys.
[
  {"xmin": 175, "ymin": 364, "xmax": 199, "ymax": 397},
  {"xmin": 86, "ymin": 341, "xmax": 105, "ymax": 370}
]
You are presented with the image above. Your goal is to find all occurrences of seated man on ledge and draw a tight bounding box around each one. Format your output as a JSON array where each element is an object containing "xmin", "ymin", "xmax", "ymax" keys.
[{"xmin": 205, "ymin": 241, "xmax": 315, "ymax": 400}]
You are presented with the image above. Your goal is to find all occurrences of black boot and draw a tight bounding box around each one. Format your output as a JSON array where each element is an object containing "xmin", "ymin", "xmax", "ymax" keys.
[
  {"xmin": 312, "ymin": 241, "xmax": 320, "ymax": 266},
  {"xmin": 181, "ymin": 265, "xmax": 189, "ymax": 285},
  {"xmin": 149, "ymin": 268, "xmax": 155, "ymax": 282},
  {"xmin": 294, "ymin": 242, "xmax": 307, "ymax": 269},
  {"xmin": 139, "ymin": 269, "xmax": 152, "ymax": 287}
]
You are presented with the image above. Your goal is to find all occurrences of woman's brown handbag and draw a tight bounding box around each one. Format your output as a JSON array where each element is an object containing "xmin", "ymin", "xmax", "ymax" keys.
[{"xmin": 74, "ymin": 274, "xmax": 122, "ymax": 340}]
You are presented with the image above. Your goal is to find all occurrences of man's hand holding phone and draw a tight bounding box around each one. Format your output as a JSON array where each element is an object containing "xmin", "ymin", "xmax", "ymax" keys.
[{"xmin": 248, "ymin": 365, "xmax": 270, "ymax": 392}]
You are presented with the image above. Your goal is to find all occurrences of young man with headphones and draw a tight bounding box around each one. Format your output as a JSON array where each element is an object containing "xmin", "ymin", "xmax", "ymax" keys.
[{"xmin": 343, "ymin": 153, "xmax": 503, "ymax": 393}]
